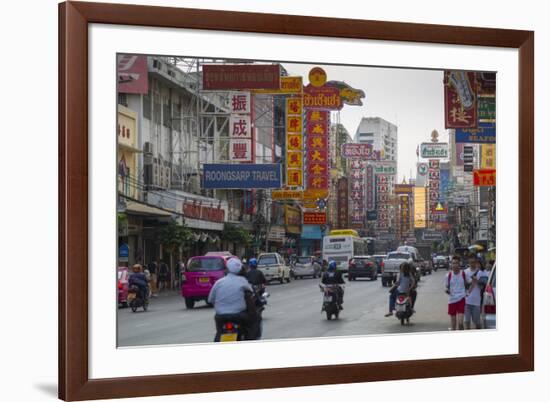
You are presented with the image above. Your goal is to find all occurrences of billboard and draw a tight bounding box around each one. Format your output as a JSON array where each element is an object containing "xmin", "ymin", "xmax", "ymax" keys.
[
  {"xmin": 117, "ymin": 55, "xmax": 149, "ymax": 94},
  {"xmin": 202, "ymin": 64, "xmax": 280, "ymax": 90},
  {"xmin": 341, "ymin": 143, "xmax": 376, "ymax": 159},
  {"xmin": 203, "ymin": 164, "xmax": 282, "ymax": 189},
  {"xmin": 473, "ymin": 169, "xmax": 496, "ymax": 186},
  {"xmin": 420, "ymin": 143, "xmax": 449, "ymax": 159}
]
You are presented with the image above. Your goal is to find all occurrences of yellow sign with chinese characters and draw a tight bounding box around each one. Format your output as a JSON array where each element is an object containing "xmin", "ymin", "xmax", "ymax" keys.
[
  {"xmin": 287, "ymin": 169, "xmax": 303, "ymax": 187},
  {"xmin": 287, "ymin": 134, "xmax": 303, "ymax": 151},
  {"xmin": 286, "ymin": 115, "xmax": 303, "ymax": 133},
  {"xmin": 252, "ymin": 76, "xmax": 303, "ymax": 94},
  {"xmin": 286, "ymin": 98, "xmax": 303, "ymax": 115},
  {"xmin": 480, "ymin": 144, "xmax": 496, "ymax": 169},
  {"xmin": 272, "ymin": 190, "xmax": 304, "ymax": 200},
  {"xmin": 287, "ymin": 151, "xmax": 303, "ymax": 168}
]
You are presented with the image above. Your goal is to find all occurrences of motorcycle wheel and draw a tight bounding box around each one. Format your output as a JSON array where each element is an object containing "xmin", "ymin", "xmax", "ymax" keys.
[
  {"xmin": 131, "ymin": 301, "xmax": 137, "ymax": 313},
  {"xmin": 335, "ymin": 310, "xmax": 340, "ymax": 319},
  {"xmin": 185, "ymin": 298, "xmax": 195, "ymax": 309},
  {"xmin": 326, "ymin": 311, "xmax": 332, "ymax": 320},
  {"xmin": 286, "ymin": 274, "xmax": 291, "ymax": 283},
  {"xmin": 143, "ymin": 302, "xmax": 148, "ymax": 312},
  {"xmin": 401, "ymin": 318, "xmax": 405, "ymax": 326},
  {"xmin": 279, "ymin": 277, "xmax": 284, "ymax": 284}
]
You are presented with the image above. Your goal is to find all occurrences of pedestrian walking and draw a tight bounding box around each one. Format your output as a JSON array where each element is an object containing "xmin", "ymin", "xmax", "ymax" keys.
[
  {"xmin": 464, "ymin": 256, "xmax": 489, "ymax": 329},
  {"xmin": 445, "ymin": 255, "xmax": 468, "ymax": 330},
  {"xmin": 147, "ymin": 260, "xmax": 158, "ymax": 296},
  {"xmin": 158, "ymin": 260, "xmax": 170, "ymax": 292}
]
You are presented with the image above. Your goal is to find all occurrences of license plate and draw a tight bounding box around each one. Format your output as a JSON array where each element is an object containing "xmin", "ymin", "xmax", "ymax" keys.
[
  {"xmin": 396, "ymin": 304, "xmax": 405, "ymax": 312},
  {"xmin": 220, "ymin": 333, "xmax": 238, "ymax": 342},
  {"xmin": 323, "ymin": 296, "xmax": 332, "ymax": 302},
  {"xmin": 199, "ymin": 277, "xmax": 209, "ymax": 283}
]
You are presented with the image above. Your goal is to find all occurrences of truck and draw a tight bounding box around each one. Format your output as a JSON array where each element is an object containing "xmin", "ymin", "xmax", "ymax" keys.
[
  {"xmin": 381, "ymin": 250, "xmax": 414, "ymax": 287},
  {"xmin": 413, "ymin": 243, "xmax": 434, "ymax": 275}
]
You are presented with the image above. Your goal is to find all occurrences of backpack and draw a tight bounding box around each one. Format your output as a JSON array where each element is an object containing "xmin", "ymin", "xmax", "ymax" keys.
[{"xmin": 447, "ymin": 270, "xmax": 468, "ymax": 290}]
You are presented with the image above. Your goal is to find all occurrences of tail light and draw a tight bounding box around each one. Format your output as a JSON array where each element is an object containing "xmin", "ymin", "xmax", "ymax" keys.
[
  {"xmin": 381, "ymin": 261, "xmax": 385, "ymax": 267},
  {"xmin": 398, "ymin": 295, "xmax": 405, "ymax": 302},
  {"xmin": 117, "ymin": 281, "xmax": 122, "ymax": 290},
  {"xmin": 224, "ymin": 322, "xmax": 234, "ymax": 330},
  {"xmin": 484, "ymin": 284, "xmax": 496, "ymax": 314},
  {"xmin": 367, "ymin": 262, "xmax": 373, "ymax": 267}
]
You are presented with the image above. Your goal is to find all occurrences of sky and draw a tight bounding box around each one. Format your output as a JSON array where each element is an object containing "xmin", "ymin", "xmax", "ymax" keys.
[{"xmin": 281, "ymin": 62, "xmax": 449, "ymax": 181}]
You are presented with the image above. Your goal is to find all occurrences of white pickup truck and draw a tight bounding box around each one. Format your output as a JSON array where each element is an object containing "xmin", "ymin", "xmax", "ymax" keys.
[{"xmin": 381, "ymin": 251, "xmax": 414, "ymax": 287}]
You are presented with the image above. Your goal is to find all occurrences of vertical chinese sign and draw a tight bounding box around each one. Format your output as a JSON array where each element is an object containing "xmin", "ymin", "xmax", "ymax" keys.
[
  {"xmin": 428, "ymin": 159, "xmax": 440, "ymax": 226},
  {"xmin": 444, "ymin": 71, "xmax": 477, "ymax": 129},
  {"xmin": 366, "ymin": 164, "xmax": 375, "ymax": 218},
  {"xmin": 350, "ymin": 159, "xmax": 365, "ymax": 226},
  {"xmin": 229, "ymin": 91, "xmax": 253, "ymax": 162},
  {"xmin": 336, "ymin": 177, "xmax": 349, "ymax": 229},
  {"xmin": 376, "ymin": 175, "xmax": 390, "ymax": 230},
  {"xmin": 286, "ymin": 96, "xmax": 304, "ymax": 187},
  {"xmin": 400, "ymin": 195, "xmax": 411, "ymax": 236},
  {"xmin": 305, "ymin": 110, "xmax": 330, "ymax": 191}
]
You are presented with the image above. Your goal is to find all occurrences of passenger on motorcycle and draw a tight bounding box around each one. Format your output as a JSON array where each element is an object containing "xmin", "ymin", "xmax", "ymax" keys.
[
  {"xmin": 321, "ymin": 260, "xmax": 345, "ymax": 309},
  {"xmin": 385, "ymin": 262, "xmax": 416, "ymax": 317},
  {"xmin": 128, "ymin": 264, "xmax": 149, "ymax": 301},
  {"xmin": 208, "ymin": 257, "xmax": 259, "ymax": 341}
]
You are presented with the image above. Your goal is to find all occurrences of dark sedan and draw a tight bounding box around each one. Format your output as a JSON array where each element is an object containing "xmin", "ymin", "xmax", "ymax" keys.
[{"xmin": 348, "ymin": 256, "xmax": 378, "ymax": 281}]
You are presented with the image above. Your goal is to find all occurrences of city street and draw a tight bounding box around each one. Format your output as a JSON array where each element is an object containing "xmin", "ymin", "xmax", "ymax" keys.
[{"xmin": 118, "ymin": 270, "xmax": 449, "ymax": 347}]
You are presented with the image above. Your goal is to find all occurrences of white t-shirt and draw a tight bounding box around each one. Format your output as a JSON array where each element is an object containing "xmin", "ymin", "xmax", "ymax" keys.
[
  {"xmin": 445, "ymin": 271, "xmax": 467, "ymax": 304},
  {"xmin": 465, "ymin": 268, "xmax": 490, "ymax": 306}
]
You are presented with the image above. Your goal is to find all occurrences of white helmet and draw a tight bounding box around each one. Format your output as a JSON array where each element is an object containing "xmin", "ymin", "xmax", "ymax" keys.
[{"xmin": 226, "ymin": 258, "xmax": 243, "ymax": 274}]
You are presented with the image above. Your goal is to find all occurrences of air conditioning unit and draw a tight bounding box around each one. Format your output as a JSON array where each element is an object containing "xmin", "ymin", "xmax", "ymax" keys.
[{"xmin": 143, "ymin": 141, "xmax": 154, "ymax": 155}]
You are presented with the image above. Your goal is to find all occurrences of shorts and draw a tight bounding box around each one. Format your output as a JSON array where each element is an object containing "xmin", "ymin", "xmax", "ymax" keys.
[
  {"xmin": 464, "ymin": 304, "xmax": 481, "ymax": 324},
  {"xmin": 448, "ymin": 298, "xmax": 466, "ymax": 316}
]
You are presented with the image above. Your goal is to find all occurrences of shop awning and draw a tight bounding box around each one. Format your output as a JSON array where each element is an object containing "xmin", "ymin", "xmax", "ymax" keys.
[{"xmin": 124, "ymin": 201, "xmax": 173, "ymax": 217}]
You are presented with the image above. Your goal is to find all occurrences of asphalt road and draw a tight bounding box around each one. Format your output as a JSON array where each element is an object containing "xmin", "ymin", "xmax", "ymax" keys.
[{"xmin": 118, "ymin": 269, "xmax": 450, "ymax": 347}]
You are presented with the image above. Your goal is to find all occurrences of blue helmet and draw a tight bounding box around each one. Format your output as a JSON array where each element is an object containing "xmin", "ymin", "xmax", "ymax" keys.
[
  {"xmin": 328, "ymin": 261, "xmax": 337, "ymax": 271},
  {"xmin": 248, "ymin": 258, "xmax": 258, "ymax": 268}
]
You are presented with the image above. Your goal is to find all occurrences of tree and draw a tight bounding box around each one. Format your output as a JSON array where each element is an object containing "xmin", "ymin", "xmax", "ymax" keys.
[
  {"xmin": 221, "ymin": 223, "xmax": 252, "ymax": 254},
  {"xmin": 158, "ymin": 220, "xmax": 194, "ymax": 256}
]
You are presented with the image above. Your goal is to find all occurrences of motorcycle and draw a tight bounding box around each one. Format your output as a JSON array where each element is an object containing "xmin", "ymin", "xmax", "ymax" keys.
[
  {"xmin": 319, "ymin": 284, "xmax": 343, "ymax": 320},
  {"xmin": 127, "ymin": 284, "xmax": 149, "ymax": 312},
  {"xmin": 216, "ymin": 288, "xmax": 269, "ymax": 342},
  {"xmin": 395, "ymin": 292, "xmax": 413, "ymax": 325}
]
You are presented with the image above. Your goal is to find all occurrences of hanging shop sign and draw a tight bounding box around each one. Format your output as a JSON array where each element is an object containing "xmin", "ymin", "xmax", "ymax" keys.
[
  {"xmin": 285, "ymin": 96, "xmax": 304, "ymax": 188},
  {"xmin": 229, "ymin": 91, "xmax": 251, "ymax": 114},
  {"xmin": 336, "ymin": 177, "xmax": 349, "ymax": 229},
  {"xmin": 252, "ymin": 76, "xmax": 303, "ymax": 94},
  {"xmin": 414, "ymin": 187, "xmax": 427, "ymax": 229},
  {"xmin": 303, "ymin": 85, "xmax": 342, "ymax": 110},
  {"xmin": 341, "ymin": 143, "xmax": 375, "ymax": 159},
  {"xmin": 473, "ymin": 169, "xmax": 496, "ymax": 186},
  {"xmin": 455, "ymin": 122, "xmax": 496, "ymax": 144},
  {"xmin": 284, "ymin": 205, "xmax": 302, "ymax": 234},
  {"xmin": 444, "ymin": 70, "xmax": 477, "ymax": 128},
  {"xmin": 420, "ymin": 142, "xmax": 449, "ymax": 159},
  {"xmin": 480, "ymin": 144, "xmax": 496, "ymax": 169},
  {"xmin": 229, "ymin": 139, "xmax": 253, "ymax": 162},
  {"xmin": 303, "ymin": 211, "xmax": 327, "ymax": 225},
  {"xmin": 271, "ymin": 190, "xmax": 303, "ymax": 200},
  {"xmin": 182, "ymin": 201, "xmax": 225, "ymax": 222},
  {"xmin": 394, "ymin": 184, "xmax": 414, "ymax": 195},
  {"xmin": 203, "ymin": 164, "xmax": 282, "ymax": 189},
  {"xmin": 325, "ymin": 80, "xmax": 366, "ymax": 106},
  {"xmin": 202, "ymin": 64, "xmax": 280, "ymax": 90},
  {"xmin": 366, "ymin": 164, "xmax": 375, "ymax": 211},
  {"xmin": 229, "ymin": 115, "xmax": 252, "ymax": 138},
  {"xmin": 305, "ymin": 110, "xmax": 330, "ymax": 191}
]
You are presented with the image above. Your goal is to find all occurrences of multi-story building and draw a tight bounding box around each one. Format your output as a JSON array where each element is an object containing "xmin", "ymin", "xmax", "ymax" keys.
[
  {"xmin": 327, "ymin": 123, "xmax": 353, "ymax": 230},
  {"xmin": 355, "ymin": 117, "xmax": 398, "ymax": 164}
]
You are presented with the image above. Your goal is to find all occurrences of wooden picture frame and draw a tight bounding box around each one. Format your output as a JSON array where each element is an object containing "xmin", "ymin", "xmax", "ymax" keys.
[{"xmin": 59, "ymin": 1, "xmax": 534, "ymax": 400}]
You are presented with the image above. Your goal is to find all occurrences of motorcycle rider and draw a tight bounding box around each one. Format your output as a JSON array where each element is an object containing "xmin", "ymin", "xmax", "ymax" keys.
[
  {"xmin": 128, "ymin": 264, "xmax": 149, "ymax": 302},
  {"xmin": 245, "ymin": 258, "xmax": 267, "ymax": 287},
  {"xmin": 385, "ymin": 262, "xmax": 416, "ymax": 317},
  {"xmin": 208, "ymin": 257, "xmax": 259, "ymax": 341},
  {"xmin": 321, "ymin": 260, "xmax": 345, "ymax": 309}
]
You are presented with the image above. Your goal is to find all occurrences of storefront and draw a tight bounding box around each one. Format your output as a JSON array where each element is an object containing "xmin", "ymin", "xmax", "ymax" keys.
[{"xmin": 300, "ymin": 225, "xmax": 323, "ymax": 257}]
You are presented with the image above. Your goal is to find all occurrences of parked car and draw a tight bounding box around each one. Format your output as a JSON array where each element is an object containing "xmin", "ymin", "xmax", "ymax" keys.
[
  {"xmin": 117, "ymin": 266, "xmax": 130, "ymax": 307},
  {"xmin": 434, "ymin": 255, "xmax": 449, "ymax": 271},
  {"xmin": 257, "ymin": 252, "xmax": 292, "ymax": 284},
  {"xmin": 292, "ymin": 256, "xmax": 321, "ymax": 279},
  {"xmin": 372, "ymin": 254, "xmax": 387, "ymax": 275},
  {"xmin": 181, "ymin": 254, "xmax": 234, "ymax": 309},
  {"xmin": 481, "ymin": 263, "xmax": 497, "ymax": 329},
  {"xmin": 348, "ymin": 256, "xmax": 378, "ymax": 281}
]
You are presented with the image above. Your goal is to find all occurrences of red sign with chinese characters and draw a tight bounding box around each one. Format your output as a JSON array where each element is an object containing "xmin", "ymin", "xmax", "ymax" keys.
[
  {"xmin": 473, "ymin": 169, "xmax": 496, "ymax": 186},
  {"xmin": 444, "ymin": 71, "xmax": 477, "ymax": 128},
  {"xmin": 303, "ymin": 211, "xmax": 327, "ymax": 225},
  {"xmin": 202, "ymin": 64, "xmax": 280, "ymax": 90},
  {"xmin": 305, "ymin": 110, "xmax": 330, "ymax": 191}
]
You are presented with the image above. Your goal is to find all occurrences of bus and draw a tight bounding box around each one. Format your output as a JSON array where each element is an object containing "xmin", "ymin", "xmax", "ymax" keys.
[{"xmin": 322, "ymin": 230, "xmax": 368, "ymax": 272}]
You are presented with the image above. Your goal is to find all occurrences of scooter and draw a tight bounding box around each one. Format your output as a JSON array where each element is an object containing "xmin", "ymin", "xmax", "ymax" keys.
[
  {"xmin": 320, "ymin": 284, "xmax": 343, "ymax": 320},
  {"xmin": 127, "ymin": 284, "xmax": 149, "ymax": 312},
  {"xmin": 395, "ymin": 292, "xmax": 413, "ymax": 325}
]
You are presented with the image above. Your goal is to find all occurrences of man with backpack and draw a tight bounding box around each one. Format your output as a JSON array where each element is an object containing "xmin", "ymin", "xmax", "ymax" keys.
[{"xmin": 445, "ymin": 255, "xmax": 467, "ymax": 330}]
